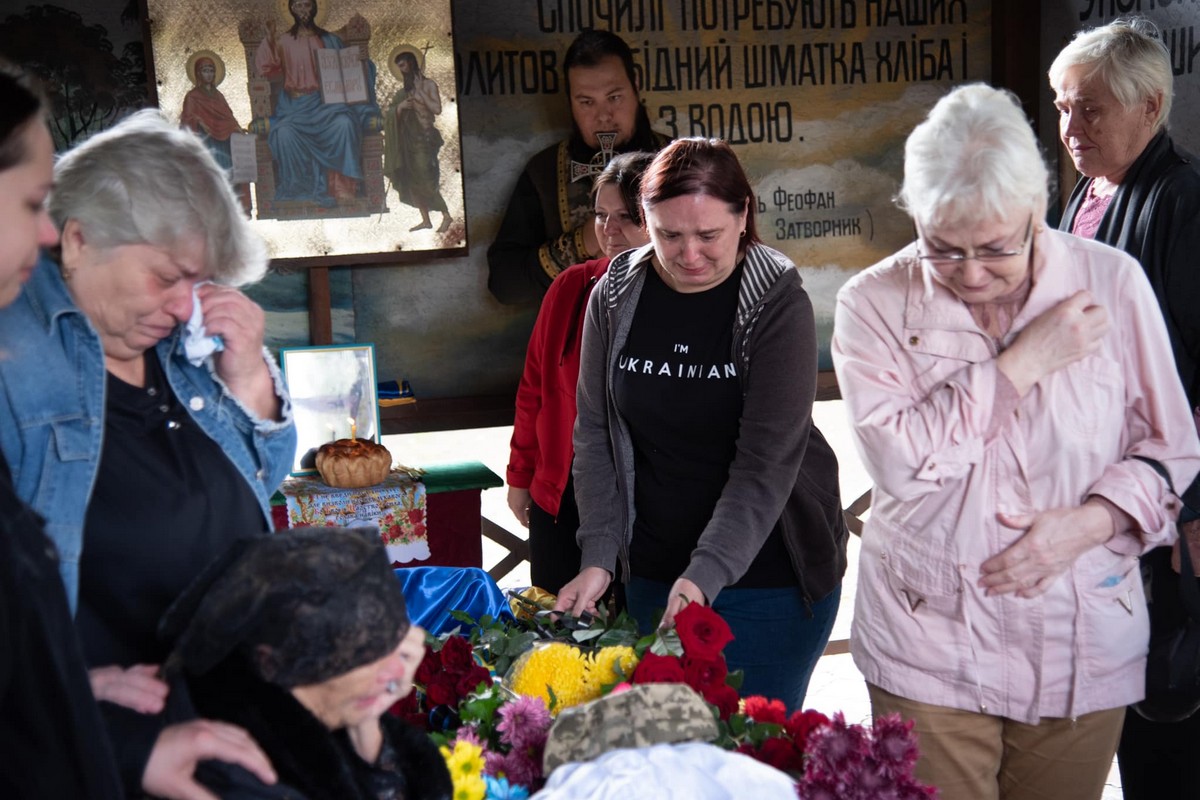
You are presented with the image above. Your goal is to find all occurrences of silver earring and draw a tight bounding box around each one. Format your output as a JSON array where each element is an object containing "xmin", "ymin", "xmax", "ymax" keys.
[{"xmin": 386, "ymin": 680, "xmax": 399, "ymax": 694}]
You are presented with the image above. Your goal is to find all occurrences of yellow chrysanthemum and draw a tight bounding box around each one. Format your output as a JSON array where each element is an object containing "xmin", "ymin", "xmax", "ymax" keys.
[
  {"xmin": 452, "ymin": 774, "xmax": 485, "ymax": 800},
  {"xmin": 441, "ymin": 740, "xmax": 485, "ymax": 799},
  {"xmin": 508, "ymin": 642, "xmax": 595, "ymax": 714},
  {"xmin": 588, "ymin": 645, "xmax": 639, "ymax": 685}
]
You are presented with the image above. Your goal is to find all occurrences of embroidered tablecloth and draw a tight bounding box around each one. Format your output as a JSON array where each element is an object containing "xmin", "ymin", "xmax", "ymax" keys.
[{"xmin": 276, "ymin": 472, "xmax": 429, "ymax": 564}]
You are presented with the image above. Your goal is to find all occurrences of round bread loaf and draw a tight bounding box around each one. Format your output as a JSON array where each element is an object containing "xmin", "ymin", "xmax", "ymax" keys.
[{"xmin": 315, "ymin": 438, "xmax": 392, "ymax": 488}]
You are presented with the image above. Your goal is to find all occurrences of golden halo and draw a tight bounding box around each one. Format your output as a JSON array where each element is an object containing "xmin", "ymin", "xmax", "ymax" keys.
[
  {"xmin": 186, "ymin": 50, "xmax": 225, "ymax": 87},
  {"xmin": 388, "ymin": 44, "xmax": 424, "ymax": 82},
  {"xmin": 275, "ymin": 0, "xmax": 329, "ymax": 30}
]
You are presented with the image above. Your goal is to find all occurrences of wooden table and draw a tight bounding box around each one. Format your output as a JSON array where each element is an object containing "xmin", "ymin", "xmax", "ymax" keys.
[{"xmin": 271, "ymin": 461, "xmax": 502, "ymax": 569}]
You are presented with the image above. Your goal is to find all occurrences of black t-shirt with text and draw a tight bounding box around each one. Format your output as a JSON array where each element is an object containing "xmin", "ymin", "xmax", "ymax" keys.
[{"xmin": 615, "ymin": 263, "xmax": 793, "ymax": 589}]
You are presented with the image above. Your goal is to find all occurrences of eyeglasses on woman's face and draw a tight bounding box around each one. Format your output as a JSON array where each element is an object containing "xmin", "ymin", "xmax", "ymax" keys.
[{"xmin": 916, "ymin": 215, "xmax": 1033, "ymax": 266}]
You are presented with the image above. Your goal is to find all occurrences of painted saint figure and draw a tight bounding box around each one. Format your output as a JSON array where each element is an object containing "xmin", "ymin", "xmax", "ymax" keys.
[
  {"xmin": 384, "ymin": 47, "xmax": 452, "ymax": 232},
  {"xmin": 180, "ymin": 52, "xmax": 242, "ymax": 172},
  {"xmin": 254, "ymin": 0, "xmax": 379, "ymax": 207}
]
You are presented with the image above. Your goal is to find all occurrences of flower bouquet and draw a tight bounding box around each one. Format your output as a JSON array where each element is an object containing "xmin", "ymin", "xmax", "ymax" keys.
[{"xmin": 394, "ymin": 597, "xmax": 936, "ymax": 800}]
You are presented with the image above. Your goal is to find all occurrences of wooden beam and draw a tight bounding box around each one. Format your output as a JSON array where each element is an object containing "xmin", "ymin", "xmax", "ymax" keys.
[
  {"xmin": 991, "ymin": 0, "xmax": 1043, "ymax": 133},
  {"xmin": 307, "ymin": 267, "xmax": 333, "ymax": 346},
  {"xmin": 815, "ymin": 369, "xmax": 841, "ymax": 401},
  {"xmin": 380, "ymin": 395, "xmax": 516, "ymax": 435}
]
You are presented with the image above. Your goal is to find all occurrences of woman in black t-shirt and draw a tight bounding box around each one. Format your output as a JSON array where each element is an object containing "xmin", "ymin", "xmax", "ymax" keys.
[{"xmin": 555, "ymin": 138, "xmax": 848, "ymax": 711}]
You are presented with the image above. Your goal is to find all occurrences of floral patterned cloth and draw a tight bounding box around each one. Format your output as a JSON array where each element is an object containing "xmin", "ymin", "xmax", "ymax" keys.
[{"xmin": 278, "ymin": 473, "xmax": 429, "ymax": 563}]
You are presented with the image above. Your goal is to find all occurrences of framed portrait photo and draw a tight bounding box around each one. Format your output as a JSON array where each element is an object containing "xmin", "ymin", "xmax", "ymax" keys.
[
  {"xmin": 144, "ymin": 0, "xmax": 464, "ymax": 267},
  {"xmin": 280, "ymin": 343, "xmax": 381, "ymax": 475}
]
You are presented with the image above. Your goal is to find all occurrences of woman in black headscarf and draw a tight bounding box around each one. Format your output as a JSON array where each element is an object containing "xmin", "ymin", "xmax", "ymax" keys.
[{"xmin": 163, "ymin": 527, "xmax": 452, "ymax": 800}]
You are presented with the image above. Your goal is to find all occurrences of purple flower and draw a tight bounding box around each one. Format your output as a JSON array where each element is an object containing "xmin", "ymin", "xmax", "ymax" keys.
[
  {"xmin": 484, "ymin": 749, "xmax": 508, "ymax": 777},
  {"xmin": 795, "ymin": 711, "xmax": 937, "ymax": 800},
  {"xmin": 871, "ymin": 713, "xmax": 921, "ymax": 778},
  {"xmin": 805, "ymin": 712, "xmax": 869, "ymax": 777},
  {"xmin": 796, "ymin": 776, "xmax": 842, "ymax": 800},
  {"xmin": 496, "ymin": 695, "xmax": 552, "ymax": 752},
  {"xmin": 492, "ymin": 750, "xmax": 542, "ymax": 788},
  {"xmin": 454, "ymin": 726, "xmax": 485, "ymax": 748}
]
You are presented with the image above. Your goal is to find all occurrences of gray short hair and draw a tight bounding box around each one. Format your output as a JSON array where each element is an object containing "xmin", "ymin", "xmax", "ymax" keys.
[
  {"xmin": 1049, "ymin": 17, "xmax": 1172, "ymax": 134},
  {"xmin": 898, "ymin": 83, "xmax": 1048, "ymax": 230},
  {"xmin": 49, "ymin": 110, "xmax": 267, "ymax": 286}
]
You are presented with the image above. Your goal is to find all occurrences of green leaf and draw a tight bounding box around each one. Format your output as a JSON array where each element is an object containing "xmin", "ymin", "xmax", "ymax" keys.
[
  {"xmin": 595, "ymin": 628, "xmax": 638, "ymax": 649},
  {"xmin": 725, "ymin": 669, "xmax": 744, "ymax": 691},
  {"xmin": 480, "ymin": 628, "xmax": 507, "ymax": 647},
  {"xmin": 547, "ymin": 685, "xmax": 559, "ymax": 714},
  {"xmin": 572, "ymin": 628, "xmax": 604, "ymax": 642},
  {"xmin": 656, "ymin": 628, "xmax": 684, "ymax": 656},
  {"xmin": 748, "ymin": 722, "xmax": 784, "ymax": 747},
  {"xmin": 633, "ymin": 632, "xmax": 657, "ymax": 658},
  {"xmin": 502, "ymin": 631, "xmax": 538, "ymax": 656},
  {"xmin": 448, "ymin": 610, "xmax": 475, "ymax": 625}
]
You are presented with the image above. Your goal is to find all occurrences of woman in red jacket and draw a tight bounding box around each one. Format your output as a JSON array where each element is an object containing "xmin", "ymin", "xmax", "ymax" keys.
[{"xmin": 506, "ymin": 152, "xmax": 653, "ymax": 594}]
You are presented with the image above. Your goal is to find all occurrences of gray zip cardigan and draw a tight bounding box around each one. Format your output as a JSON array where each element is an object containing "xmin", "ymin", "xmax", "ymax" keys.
[{"xmin": 572, "ymin": 241, "xmax": 848, "ymax": 607}]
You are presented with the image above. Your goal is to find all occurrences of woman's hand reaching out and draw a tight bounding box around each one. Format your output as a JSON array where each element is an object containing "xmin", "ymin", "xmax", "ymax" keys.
[
  {"xmin": 553, "ymin": 567, "xmax": 612, "ymax": 618},
  {"xmin": 659, "ymin": 577, "xmax": 706, "ymax": 630}
]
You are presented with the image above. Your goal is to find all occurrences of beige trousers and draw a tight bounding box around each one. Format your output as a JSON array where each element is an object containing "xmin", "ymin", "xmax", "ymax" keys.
[{"xmin": 867, "ymin": 683, "xmax": 1124, "ymax": 800}]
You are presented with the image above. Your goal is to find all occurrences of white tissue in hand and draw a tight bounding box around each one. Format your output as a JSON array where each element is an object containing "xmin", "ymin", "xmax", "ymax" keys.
[{"xmin": 183, "ymin": 286, "xmax": 224, "ymax": 366}]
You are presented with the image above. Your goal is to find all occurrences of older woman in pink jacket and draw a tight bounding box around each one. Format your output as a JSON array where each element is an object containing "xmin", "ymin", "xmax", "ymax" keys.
[{"xmin": 832, "ymin": 84, "xmax": 1200, "ymax": 800}]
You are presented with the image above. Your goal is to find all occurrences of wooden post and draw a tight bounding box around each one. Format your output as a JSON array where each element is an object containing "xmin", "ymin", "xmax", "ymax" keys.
[{"xmin": 308, "ymin": 267, "xmax": 333, "ymax": 345}]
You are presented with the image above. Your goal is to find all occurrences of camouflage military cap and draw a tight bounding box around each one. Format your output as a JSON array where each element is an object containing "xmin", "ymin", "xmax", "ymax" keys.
[{"xmin": 542, "ymin": 683, "xmax": 719, "ymax": 773}]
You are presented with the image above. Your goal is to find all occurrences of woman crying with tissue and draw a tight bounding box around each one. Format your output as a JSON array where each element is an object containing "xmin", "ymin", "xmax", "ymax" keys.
[{"xmin": 0, "ymin": 110, "xmax": 296, "ymax": 796}]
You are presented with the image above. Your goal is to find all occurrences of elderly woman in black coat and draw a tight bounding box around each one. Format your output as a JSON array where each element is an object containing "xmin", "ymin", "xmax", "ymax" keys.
[
  {"xmin": 1051, "ymin": 17, "xmax": 1200, "ymax": 799},
  {"xmin": 163, "ymin": 528, "xmax": 452, "ymax": 800}
]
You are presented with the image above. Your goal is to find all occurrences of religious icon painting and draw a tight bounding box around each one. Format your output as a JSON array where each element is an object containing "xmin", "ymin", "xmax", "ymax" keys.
[{"xmin": 145, "ymin": 0, "xmax": 464, "ymax": 266}]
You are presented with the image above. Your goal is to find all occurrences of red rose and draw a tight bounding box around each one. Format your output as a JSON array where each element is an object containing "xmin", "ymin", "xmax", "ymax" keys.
[
  {"xmin": 785, "ymin": 708, "xmax": 830, "ymax": 751},
  {"xmin": 702, "ymin": 683, "xmax": 740, "ymax": 720},
  {"xmin": 682, "ymin": 655, "xmax": 727, "ymax": 691},
  {"xmin": 414, "ymin": 645, "xmax": 438, "ymax": 685},
  {"xmin": 426, "ymin": 673, "xmax": 458, "ymax": 706},
  {"xmin": 388, "ymin": 691, "xmax": 418, "ymax": 715},
  {"xmin": 407, "ymin": 508, "xmax": 425, "ymax": 524},
  {"xmin": 630, "ymin": 652, "xmax": 686, "ymax": 684},
  {"xmin": 414, "ymin": 522, "xmax": 427, "ymax": 537},
  {"xmin": 673, "ymin": 603, "xmax": 733, "ymax": 661},
  {"xmin": 387, "ymin": 692, "xmax": 428, "ymax": 730},
  {"xmin": 439, "ymin": 635, "xmax": 475, "ymax": 674},
  {"xmin": 743, "ymin": 695, "xmax": 787, "ymax": 725},
  {"xmin": 757, "ymin": 736, "xmax": 805, "ymax": 772},
  {"xmin": 455, "ymin": 665, "xmax": 492, "ymax": 697}
]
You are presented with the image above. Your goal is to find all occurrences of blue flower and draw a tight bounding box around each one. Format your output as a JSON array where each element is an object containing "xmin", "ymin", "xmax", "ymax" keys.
[{"xmin": 485, "ymin": 775, "xmax": 530, "ymax": 800}]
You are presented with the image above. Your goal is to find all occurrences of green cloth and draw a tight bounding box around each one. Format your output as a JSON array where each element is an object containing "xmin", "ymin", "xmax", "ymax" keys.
[
  {"xmin": 270, "ymin": 461, "xmax": 501, "ymax": 505},
  {"xmin": 419, "ymin": 461, "xmax": 503, "ymax": 494}
]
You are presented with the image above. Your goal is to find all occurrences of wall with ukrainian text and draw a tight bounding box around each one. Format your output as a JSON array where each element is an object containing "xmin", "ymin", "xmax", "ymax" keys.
[{"xmin": 353, "ymin": 0, "xmax": 993, "ymax": 399}]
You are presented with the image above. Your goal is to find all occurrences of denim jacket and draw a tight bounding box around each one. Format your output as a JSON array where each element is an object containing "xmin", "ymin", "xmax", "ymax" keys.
[{"xmin": 0, "ymin": 255, "xmax": 296, "ymax": 611}]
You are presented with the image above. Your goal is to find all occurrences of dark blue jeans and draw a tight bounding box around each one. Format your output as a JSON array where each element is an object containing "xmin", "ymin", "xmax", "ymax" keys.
[{"xmin": 625, "ymin": 576, "xmax": 841, "ymax": 713}]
